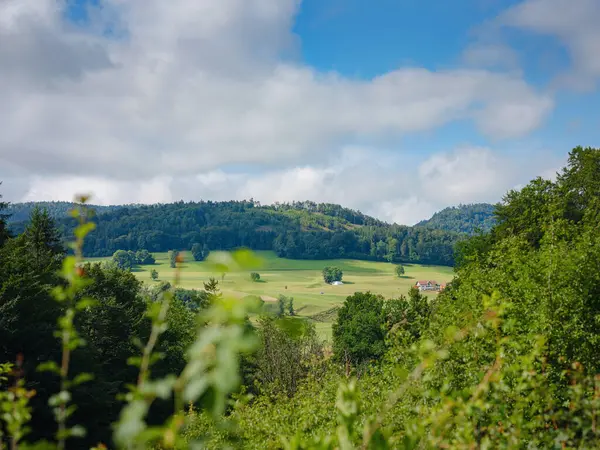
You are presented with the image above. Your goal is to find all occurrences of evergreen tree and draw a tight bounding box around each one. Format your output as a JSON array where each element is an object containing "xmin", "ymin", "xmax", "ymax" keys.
[
  {"xmin": 22, "ymin": 207, "xmax": 64, "ymax": 272},
  {"xmin": 203, "ymin": 277, "xmax": 220, "ymax": 301},
  {"xmin": 0, "ymin": 182, "xmax": 10, "ymax": 247},
  {"xmin": 0, "ymin": 208, "xmax": 66, "ymax": 442}
]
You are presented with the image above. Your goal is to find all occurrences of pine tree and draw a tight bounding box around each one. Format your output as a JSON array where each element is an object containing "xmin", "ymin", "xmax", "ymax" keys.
[
  {"xmin": 22, "ymin": 207, "xmax": 64, "ymax": 273},
  {"xmin": 0, "ymin": 182, "xmax": 10, "ymax": 247}
]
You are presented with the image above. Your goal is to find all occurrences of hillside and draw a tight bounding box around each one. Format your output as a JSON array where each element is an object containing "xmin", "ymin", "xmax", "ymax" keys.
[
  {"xmin": 8, "ymin": 200, "xmax": 461, "ymax": 266},
  {"xmin": 416, "ymin": 203, "xmax": 496, "ymax": 234},
  {"xmin": 6, "ymin": 201, "xmax": 126, "ymax": 223}
]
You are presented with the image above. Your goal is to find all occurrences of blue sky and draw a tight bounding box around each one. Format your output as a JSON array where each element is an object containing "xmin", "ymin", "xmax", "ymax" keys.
[{"xmin": 1, "ymin": 0, "xmax": 599, "ymax": 224}]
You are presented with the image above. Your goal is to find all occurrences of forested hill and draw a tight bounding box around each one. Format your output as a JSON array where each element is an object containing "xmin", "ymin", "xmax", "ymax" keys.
[
  {"xmin": 416, "ymin": 203, "xmax": 496, "ymax": 234},
  {"xmin": 7, "ymin": 201, "xmax": 126, "ymax": 223},
  {"xmin": 7, "ymin": 200, "xmax": 461, "ymax": 266}
]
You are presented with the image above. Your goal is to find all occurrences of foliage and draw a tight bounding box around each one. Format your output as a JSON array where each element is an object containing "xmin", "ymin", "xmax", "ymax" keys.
[
  {"xmin": 332, "ymin": 292, "xmax": 386, "ymax": 365},
  {"xmin": 394, "ymin": 264, "xmax": 405, "ymax": 277},
  {"xmin": 112, "ymin": 249, "xmax": 155, "ymax": 270},
  {"xmin": 9, "ymin": 200, "xmax": 461, "ymax": 266},
  {"xmin": 203, "ymin": 277, "xmax": 221, "ymax": 301},
  {"xmin": 249, "ymin": 272, "xmax": 260, "ymax": 282},
  {"xmin": 6, "ymin": 201, "xmax": 122, "ymax": 224},
  {"xmin": 168, "ymin": 250, "xmax": 179, "ymax": 268},
  {"xmin": 190, "ymin": 243, "xmax": 209, "ymax": 262},
  {"xmin": 250, "ymin": 316, "xmax": 323, "ymax": 397},
  {"xmin": 150, "ymin": 269, "xmax": 159, "ymax": 280},
  {"xmin": 416, "ymin": 203, "xmax": 496, "ymax": 234},
  {"xmin": 276, "ymin": 295, "xmax": 295, "ymax": 317},
  {"xmin": 0, "ymin": 182, "xmax": 11, "ymax": 247},
  {"xmin": 322, "ymin": 266, "xmax": 343, "ymax": 284},
  {"xmin": 0, "ymin": 360, "xmax": 35, "ymax": 448}
]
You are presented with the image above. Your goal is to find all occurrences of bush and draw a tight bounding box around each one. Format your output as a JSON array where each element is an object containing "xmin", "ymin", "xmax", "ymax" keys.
[
  {"xmin": 251, "ymin": 316, "xmax": 323, "ymax": 397},
  {"xmin": 250, "ymin": 272, "xmax": 260, "ymax": 282},
  {"xmin": 112, "ymin": 249, "xmax": 155, "ymax": 269}
]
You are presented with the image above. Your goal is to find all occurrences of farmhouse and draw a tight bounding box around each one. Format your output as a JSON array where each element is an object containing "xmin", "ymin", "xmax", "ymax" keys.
[
  {"xmin": 330, "ymin": 281, "xmax": 343, "ymax": 286},
  {"xmin": 415, "ymin": 280, "xmax": 444, "ymax": 292}
]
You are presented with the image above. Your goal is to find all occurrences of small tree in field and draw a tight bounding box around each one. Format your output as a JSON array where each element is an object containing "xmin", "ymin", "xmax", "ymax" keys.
[
  {"xmin": 250, "ymin": 272, "xmax": 260, "ymax": 282},
  {"xmin": 113, "ymin": 249, "xmax": 134, "ymax": 270},
  {"xmin": 150, "ymin": 269, "xmax": 159, "ymax": 280},
  {"xmin": 395, "ymin": 264, "xmax": 405, "ymax": 277},
  {"xmin": 277, "ymin": 295, "xmax": 286, "ymax": 317},
  {"xmin": 322, "ymin": 266, "xmax": 343, "ymax": 284},
  {"xmin": 169, "ymin": 250, "xmax": 179, "ymax": 268},
  {"xmin": 191, "ymin": 243, "xmax": 208, "ymax": 261}
]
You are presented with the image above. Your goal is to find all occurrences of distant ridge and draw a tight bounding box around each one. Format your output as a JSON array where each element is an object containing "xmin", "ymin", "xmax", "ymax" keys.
[
  {"xmin": 6, "ymin": 200, "xmax": 463, "ymax": 266},
  {"xmin": 416, "ymin": 203, "xmax": 496, "ymax": 235},
  {"xmin": 6, "ymin": 201, "xmax": 129, "ymax": 224}
]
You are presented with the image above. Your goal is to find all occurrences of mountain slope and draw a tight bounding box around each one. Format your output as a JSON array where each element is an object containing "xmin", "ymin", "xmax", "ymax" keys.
[
  {"xmin": 416, "ymin": 203, "xmax": 496, "ymax": 234},
  {"xmin": 8, "ymin": 200, "xmax": 461, "ymax": 266},
  {"xmin": 6, "ymin": 201, "xmax": 126, "ymax": 223}
]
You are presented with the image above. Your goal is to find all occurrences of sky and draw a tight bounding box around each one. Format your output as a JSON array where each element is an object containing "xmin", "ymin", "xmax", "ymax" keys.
[{"xmin": 0, "ymin": 0, "xmax": 599, "ymax": 225}]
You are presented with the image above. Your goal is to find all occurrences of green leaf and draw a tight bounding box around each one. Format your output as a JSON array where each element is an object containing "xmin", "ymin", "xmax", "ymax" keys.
[
  {"xmin": 69, "ymin": 425, "xmax": 86, "ymax": 438},
  {"xmin": 75, "ymin": 297, "xmax": 97, "ymax": 310},
  {"xmin": 72, "ymin": 373, "xmax": 94, "ymax": 386},
  {"xmin": 74, "ymin": 222, "xmax": 96, "ymax": 239},
  {"xmin": 37, "ymin": 361, "xmax": 60, "ymax": 375}
]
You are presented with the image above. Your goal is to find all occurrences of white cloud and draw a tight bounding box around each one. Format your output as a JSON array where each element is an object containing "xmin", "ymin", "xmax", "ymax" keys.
[
  {"xmin": 463, "ymin": 43, "xmax": 520, "ymax": 70},
  {"xmin": 13, "ymin": 146, "xmax": 558, "ymax": 225},
  {"xmin": 497, "ymin": 0, "xmax": 600, "ymax": 90},
  {"xmin": 418, "ymin": 147, "xmax": 516, "ymax": 205},
  {"xmin": 0, "ymin": 0, "xmax": 563, "ymax": 223},
  {"xmin": 0, "ymin": 0, "xmax": 553, "ymax": 180}
]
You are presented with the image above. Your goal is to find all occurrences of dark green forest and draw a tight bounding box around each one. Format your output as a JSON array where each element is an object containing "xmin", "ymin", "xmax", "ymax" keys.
[
  {"xmin": 9, "ymin": 200, "xmax": 461, "ymax": 266},
  {"xmin": 1, "ymin": 146, "xmax": 600, "ymax": 449},
  {"xmin": 415, "ymin": 202, "xmax": 496, "ymax": 234}
]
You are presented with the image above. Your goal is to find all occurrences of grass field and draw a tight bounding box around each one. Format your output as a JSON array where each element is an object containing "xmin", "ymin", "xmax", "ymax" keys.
[{"xmin": 91, "ymin": 251, "xmax": 454, "ymax": 340}]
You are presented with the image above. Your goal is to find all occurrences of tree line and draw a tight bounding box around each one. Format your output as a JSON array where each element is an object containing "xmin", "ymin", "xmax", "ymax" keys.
[
  {"xmin": 8, "ymin": 200, "xmax": 462, "ymax": 266},
  {"xmin": 415, "ymin": 202, "xmax": 496, "ymax": 234}
]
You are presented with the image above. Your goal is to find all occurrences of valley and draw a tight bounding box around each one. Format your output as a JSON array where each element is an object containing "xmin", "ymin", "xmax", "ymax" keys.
[{"xmin": 90, "ymin": 250, "xmax": 453, "ymax": 339}]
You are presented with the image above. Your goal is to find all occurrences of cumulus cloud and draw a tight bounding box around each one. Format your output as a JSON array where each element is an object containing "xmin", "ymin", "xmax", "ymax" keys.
[
  {"xmin": 14, "ymin": 146, "xmax": 558, "ymax": 225},
  {"xmin": 463, "ymin": 43, "xmax": 520, "ymax": 70},
  {"xmin": 0, "ymin": 0, "xmax": 561, "ymax": 222},
  {"xmin": 496, "ymin": 0, "xmax": 600, "ymax": 90}
]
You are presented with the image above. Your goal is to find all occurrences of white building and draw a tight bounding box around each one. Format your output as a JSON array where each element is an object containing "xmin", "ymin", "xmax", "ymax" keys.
[{"xmin": 415, "ymin": 280, "xmax": 440, "ymax": 292}]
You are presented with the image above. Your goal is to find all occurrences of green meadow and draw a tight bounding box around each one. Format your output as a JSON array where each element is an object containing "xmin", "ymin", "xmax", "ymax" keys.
[{"xmin": 91, "ymin": 251, "xmax": 454, "ymax": 339}]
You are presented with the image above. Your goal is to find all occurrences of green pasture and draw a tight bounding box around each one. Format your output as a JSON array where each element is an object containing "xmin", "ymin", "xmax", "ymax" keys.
[{"xmin": 91, "ymin": 251, "xmax": 454, "ymax": 340}]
